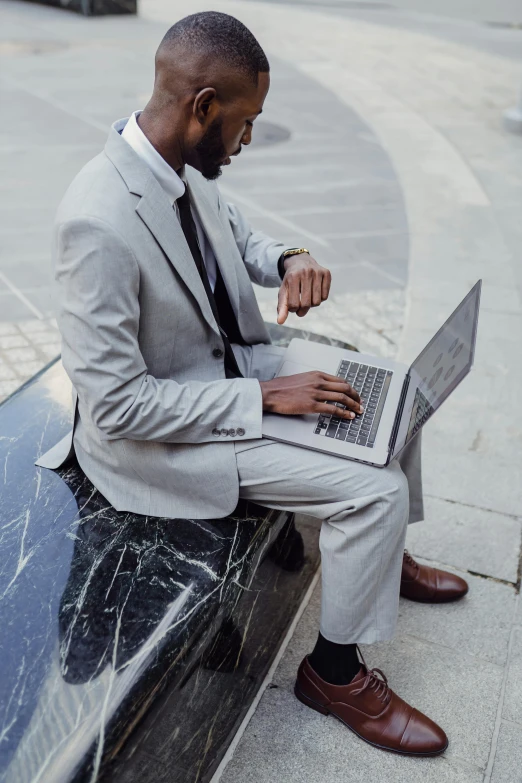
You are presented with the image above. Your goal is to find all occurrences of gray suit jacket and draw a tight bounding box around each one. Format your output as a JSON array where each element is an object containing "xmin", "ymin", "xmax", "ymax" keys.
[{"xmin": 35, "ymin": 120, "xmax": 288, "ymax": 518}]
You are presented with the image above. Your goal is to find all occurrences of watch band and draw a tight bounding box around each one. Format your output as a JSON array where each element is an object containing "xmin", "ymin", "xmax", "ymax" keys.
[{"xmin": 282, "ymin": 247, "xmax": 310, "ymax": 259}]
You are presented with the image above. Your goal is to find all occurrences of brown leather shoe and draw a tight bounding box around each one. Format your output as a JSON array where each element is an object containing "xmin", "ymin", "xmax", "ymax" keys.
[
  {"xmin": 295, "ymin": 652, "xmax": 448, "ymax": 756},
  {"xmin": 401, "ymin": 550, "xmax": 469, "ymax": 603}
]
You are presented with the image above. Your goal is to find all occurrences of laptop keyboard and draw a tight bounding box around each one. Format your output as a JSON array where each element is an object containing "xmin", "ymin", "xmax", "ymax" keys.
[
  {"xmin": 314, "ymin": 360, "xmax": 393, "ymax": 449},
  {"xmin": 407, "ymin": 388, "xmax": 435, "ymax": 441}
]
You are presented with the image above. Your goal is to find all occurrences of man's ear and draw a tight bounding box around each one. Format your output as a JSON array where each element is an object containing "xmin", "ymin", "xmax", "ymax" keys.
[{"xmin": 193, "ymin": 87, "xmax": 217, "ymax": 124}]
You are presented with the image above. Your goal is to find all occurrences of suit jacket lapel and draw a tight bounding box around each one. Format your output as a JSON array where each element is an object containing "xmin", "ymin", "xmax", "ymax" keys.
[
  {"xmin": 105, "ymin": 126, "xmax": 220, "ymax": 337},
  {"xmin": 186, "ymin": 169, "xmax": 241, "ymax": 319},
  {"xmin": 135, "ymin": 181, "xmax": 219, "ymax": 335}
]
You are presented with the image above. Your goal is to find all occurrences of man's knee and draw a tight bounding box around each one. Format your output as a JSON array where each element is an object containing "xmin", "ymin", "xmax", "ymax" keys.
[{"xmin": 332, "ymin": 461, "xmax": 409, "ymax": 526}]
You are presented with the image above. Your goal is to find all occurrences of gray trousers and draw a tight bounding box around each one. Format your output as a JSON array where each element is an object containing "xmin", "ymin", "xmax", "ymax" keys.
[{"xmin": 234, "ymin": 343, "xmax": 423, "ymax": 645}]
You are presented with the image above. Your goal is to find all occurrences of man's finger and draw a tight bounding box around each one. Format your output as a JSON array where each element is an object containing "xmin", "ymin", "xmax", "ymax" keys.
[
  {"xmin": 321, "ymin": 269, "xmax": 332, "ymax": 301},
  {"xmin": 314, "ymin": 402, "xmax": 358, "ymax": 421},
  {"xmin": 320, "ymin": 390, "xmax": 362, "ymax": 414},
  {"xmin": 321, "ymin": 380, "xmax": 361, "ymax": 404},
  {"xmin": 287, "ymin": 275, "xmax": 301, "ymax": 313},
  {"xmin": 299, "ymin": 274, "xmax": 312, "ymax": 310},
  {"xmin": 319, "ymin": 371, "xmax": 352, "ymax": 385},
  {"xmin": 296, "ymin": 306, "xmax": 310, "ymax": 318},
  {"xmin": 277, "ymin": 286, "xmax": 289, "ymax": 324},
  {"xmin": 312, "ymin": 271, "xmax": 322, "ymax": 306}
]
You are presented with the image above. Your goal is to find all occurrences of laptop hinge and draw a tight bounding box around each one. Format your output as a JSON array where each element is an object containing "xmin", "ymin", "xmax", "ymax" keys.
[{"xmin": 388, "ymin": 373, "xmax": 410, "ymax": 460}]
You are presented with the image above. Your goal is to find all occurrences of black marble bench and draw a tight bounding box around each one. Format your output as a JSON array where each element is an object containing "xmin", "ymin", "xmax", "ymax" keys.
[
  {"xmin": 25, "ymin": 0, "xmax": 136, "ymax": 16},
  {"xmin": 0, "ymin": 324, "xmax": 355, "ymax": 783}
]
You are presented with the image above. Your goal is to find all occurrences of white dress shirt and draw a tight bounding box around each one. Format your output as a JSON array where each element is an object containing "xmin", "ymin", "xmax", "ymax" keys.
[{"xmin": 121, "ymin": 111, "xmax": 218, "ymax": 290}]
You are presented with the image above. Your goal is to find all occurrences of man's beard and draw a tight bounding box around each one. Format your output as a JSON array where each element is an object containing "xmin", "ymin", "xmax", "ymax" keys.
[{"xmin": 195, "ymin": 117, "xmax": 227, "ymax": 181}]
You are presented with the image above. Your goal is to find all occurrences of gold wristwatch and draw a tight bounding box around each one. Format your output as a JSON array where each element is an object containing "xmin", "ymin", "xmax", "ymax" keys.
[
  {"xmin": 278, "ymin": 247, "xmax": 310, "ymax": 279},
  {"xmin": 282, "ymin": 247, "xmax": 309, "ymax": 260}
]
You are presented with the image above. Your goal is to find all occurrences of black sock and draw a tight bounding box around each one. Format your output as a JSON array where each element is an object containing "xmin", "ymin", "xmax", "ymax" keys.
[{"xmin": 308, "ymin": 633, "xmax": 360, "ymax": 685}]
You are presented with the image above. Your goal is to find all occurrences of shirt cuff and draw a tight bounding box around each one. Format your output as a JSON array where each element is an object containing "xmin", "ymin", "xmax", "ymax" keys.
[{"xmin": 277, "ymin": 253, "xmax": 287, "ymax": 282}]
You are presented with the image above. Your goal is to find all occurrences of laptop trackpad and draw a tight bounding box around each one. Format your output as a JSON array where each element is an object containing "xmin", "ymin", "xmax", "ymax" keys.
[{"xmin": 277, "ymin": 359, "xmax": 331, "ymax": 377}]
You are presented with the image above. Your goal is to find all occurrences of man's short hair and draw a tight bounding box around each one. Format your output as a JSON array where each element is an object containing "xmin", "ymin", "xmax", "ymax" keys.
[{"xmin": 160, "ymin": 12, "xmax": 270, "ymax": 85}]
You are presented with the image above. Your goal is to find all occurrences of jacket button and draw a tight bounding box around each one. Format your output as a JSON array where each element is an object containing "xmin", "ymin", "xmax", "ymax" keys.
[
  {"xmin": 212, "ymin": 428, "xmax": 220, "ymax": 437},
  {"xmin": 220, "ymin": 428, "xmax": 229, "ymax": 436},
  {"xmin": 237, "ymin": 428, "xmax": 245, "ymax": 436},
  {"xmin": 228, "ymin": 428, "xmax": 236, "ymax": 437},
  {"xmin": 213, "ymin": 348, "xmax": 224, "ymax": 358}
]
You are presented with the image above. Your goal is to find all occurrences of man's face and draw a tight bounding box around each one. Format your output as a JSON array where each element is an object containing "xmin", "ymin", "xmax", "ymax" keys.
[{"xmin": 192, "ymin": 71, "xmax": 270, "ymax": 181}]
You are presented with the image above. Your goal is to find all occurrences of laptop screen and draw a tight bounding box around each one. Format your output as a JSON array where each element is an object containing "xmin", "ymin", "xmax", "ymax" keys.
[{"xmin": 392, "ymin": 280, "xmax": 481, "ymax": 456}]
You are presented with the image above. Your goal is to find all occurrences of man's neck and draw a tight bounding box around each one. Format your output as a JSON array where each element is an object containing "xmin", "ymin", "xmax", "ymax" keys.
[{"xmin": 137, "ymin": 109, "xmax": 184, "ymax": 174}]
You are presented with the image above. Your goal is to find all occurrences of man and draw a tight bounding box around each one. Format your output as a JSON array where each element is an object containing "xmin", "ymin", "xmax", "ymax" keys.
[{"xmin": 37, "ymin": 11, "xmax": 468, "ymax": 756}]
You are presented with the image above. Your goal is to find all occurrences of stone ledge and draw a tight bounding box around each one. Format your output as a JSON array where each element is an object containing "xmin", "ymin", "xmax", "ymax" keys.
[{"xmin": 23, "ymin": 0, "xmax": 137, "ymax": 16}]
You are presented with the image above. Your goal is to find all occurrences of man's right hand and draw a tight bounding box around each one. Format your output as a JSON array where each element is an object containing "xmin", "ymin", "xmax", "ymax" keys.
[{"xmin": 259, "ymin": 371, "xmax": 363, "ymax": 420}]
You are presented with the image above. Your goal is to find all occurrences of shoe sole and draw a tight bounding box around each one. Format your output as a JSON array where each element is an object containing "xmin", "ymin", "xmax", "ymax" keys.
[
  {"xmin": 400, "ymin": 592, "xmax": 468, "ymax": 604},
  {"xmin": 294, "ymin": 684, "xmax": 449, "ymax": 757}
]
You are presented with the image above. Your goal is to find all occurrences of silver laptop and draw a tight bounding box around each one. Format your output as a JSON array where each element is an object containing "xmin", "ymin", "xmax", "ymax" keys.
[{"xmin": 262, "ymin": 280, "xmax": 481, "ymax": 467}]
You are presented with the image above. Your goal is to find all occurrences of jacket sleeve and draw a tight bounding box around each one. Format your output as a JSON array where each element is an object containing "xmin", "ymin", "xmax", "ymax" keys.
[
  {"xmin": 56, "ymin": 216, "xmax": 263, "ymax": 444},
  {"xmin": 223, "ymin": 198, "xmax": 289, "ymax": 288}
]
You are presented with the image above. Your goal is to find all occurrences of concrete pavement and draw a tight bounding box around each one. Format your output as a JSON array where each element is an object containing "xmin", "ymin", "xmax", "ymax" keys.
[
  {"xmin": 240, "ymin": 0, "xmax": 522, "ymax": 61},
  {"xmin": 1, "ymin": 0, "xmax": 522, "ymax": 780},
  {"xmin": 243, "ymin": 0, "xmax": 522, "ymax": 25}
]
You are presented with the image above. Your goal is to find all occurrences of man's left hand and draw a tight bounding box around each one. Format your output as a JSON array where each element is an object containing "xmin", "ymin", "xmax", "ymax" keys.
[{"xmin": 277, "ymin": 253, "xmax": 332, "ymax": 325}]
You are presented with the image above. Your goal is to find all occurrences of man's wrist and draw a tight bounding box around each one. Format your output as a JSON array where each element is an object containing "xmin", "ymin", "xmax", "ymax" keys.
[
  {"xmin": 259, "ymin": 379, "xmax": 275, "ymax": 411},
  {"xmin": 277, "ymin": 248, "xmax": 310, "ymax": 281}
]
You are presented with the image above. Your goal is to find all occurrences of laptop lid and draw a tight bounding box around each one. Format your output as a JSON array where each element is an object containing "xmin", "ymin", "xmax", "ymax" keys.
[{"xmin": 390, "ymin": 280, "xmax": 482, "ymax": 460}]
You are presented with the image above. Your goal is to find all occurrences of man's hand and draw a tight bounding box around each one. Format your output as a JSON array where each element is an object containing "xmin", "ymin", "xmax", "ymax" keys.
[
  {"xmin": 260, "ymin": 371, "xmax": 363, "ymax": 419},
  {"xmin": 277, "ymin": 253, "xmax": 331, "ymax": 325}
]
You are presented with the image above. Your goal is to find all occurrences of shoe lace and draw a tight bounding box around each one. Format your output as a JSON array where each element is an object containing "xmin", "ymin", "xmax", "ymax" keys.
[
  {"xmin": 403, "ymin": 549, "xmax": 419, "ymax": 571},
  {"xmin": 352, "ymin": 645, "xmax": 392, "ymax": 706}
]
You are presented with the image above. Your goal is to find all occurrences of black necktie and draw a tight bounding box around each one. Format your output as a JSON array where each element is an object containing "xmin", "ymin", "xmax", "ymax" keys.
[{"xmin": 176, "ymin": 187, "xmax": 243, "ymax": 378}]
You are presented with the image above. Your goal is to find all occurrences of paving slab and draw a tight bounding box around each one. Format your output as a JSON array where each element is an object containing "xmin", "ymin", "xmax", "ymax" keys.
[
  {"xmin": 395, "ymin": 567, "xmax": 516, "ymax": 665},
  {"xmin": 242, "ymin": 180, "xmax": 404, "ymax": 212},
  {"xmin": 490, "ymin": 720, "xmax": 522, "ymax": 783},
  {"xmin": 361, "ymin": 636, "xmax": 504, "ymax": 770},
  {"xmin": 422, "ymin": 446, "xmax": 522, "ymax": 518},
  {"xmin": 516, "ymin": 597, "xmax": 522, "ymax": 628},
  {"xmin": 0, "ymin": 144, "xmax": 105, "ymax": 212},
  {"xmin": 221, "ymin": 685, "xmax": 483, "ymax": 783},
  {"xmin": 406, "ymin": 296, "xmax": 522, "ymax": 347},
  {"xmin": 401, "ymin": 279, "xmax": 521, "ymax": 317},
  {"xmin": 0, "ymin": 256, "xmax": 54, "ymax": 290},
  {"xmin": 322, "ymin": 261, "xmax": 404, "ymax": 291},
  {"xmin": 0, "ymin": 228, "xmax": 53, "ymax": 262},
  {"xmin": 0, "ymin": 84, "xmax": 103, "ymax": 147},
  {"xmin": 0, "ymin": 291, "xmax": 35, "ymax": 321},
  {"xmin": 406, "ymin": 496, "xmax": 521, "ymax": 583},
  {"xmin": 0, "ymin": 317, "xmax": 60, "ymax": 402},
  {"xmin": 424, "ymin": 421, "xmax": 522, "ymax": 478},
  {"xmin": 221, "ymin": 580, "xmax": 503, "ymax": 781},
  {"xmin": 273, "ymin": 205, "xmax": 407, "ymax": 237},
  {"xmin": 502, "ymin": 627, "xmax": 522, "ymax": 724}
]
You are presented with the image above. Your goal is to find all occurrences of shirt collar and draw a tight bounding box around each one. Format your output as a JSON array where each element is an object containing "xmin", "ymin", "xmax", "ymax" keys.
[{"xmin": 120, "ymin": 111, "xmax": 185, "ymax": 205}]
